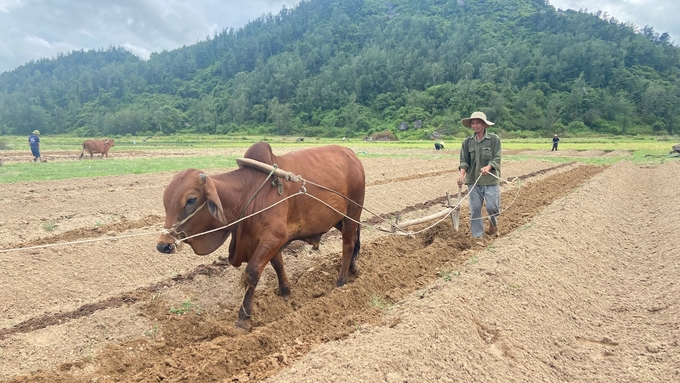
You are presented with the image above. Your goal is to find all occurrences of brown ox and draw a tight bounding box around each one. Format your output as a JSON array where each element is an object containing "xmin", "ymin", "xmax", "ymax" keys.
[
  {"xmin": 79, "ymin": 139, "xmax": 115, "ymax": 159},
  {"xmin": 156, "ymin": 142, "xmax": 365, "ymax": 330}
]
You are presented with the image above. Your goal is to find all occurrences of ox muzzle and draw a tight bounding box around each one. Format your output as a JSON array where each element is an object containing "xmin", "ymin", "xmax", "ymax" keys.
[
  {"xmin": 156, "ymin": 231, "xmax": 185, "ymax": 254},
  {"xmin": 157, "ymin": 201, "xmax": 206, "ymax": 254}
]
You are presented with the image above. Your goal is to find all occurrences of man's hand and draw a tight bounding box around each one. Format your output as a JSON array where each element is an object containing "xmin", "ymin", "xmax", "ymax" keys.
[
  {"xmin": 480, "ymin": 165, "xmax": 492, "ymax": 175},
  {"xmin": 457, "ymin": 170, "xmax": 466, "ymax": 186}
]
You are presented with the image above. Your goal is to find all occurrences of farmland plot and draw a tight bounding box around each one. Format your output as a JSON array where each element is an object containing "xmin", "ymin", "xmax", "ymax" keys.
[{"xmin": 0, "ymin": 148, "xmax": 677, "ymax": 383}]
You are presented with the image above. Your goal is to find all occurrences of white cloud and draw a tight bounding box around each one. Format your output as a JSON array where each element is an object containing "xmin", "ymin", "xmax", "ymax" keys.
[
  {"xmin": 23, "ymin": 35, "xmax": 53, "ymax": 49},
  {"xmin": 0, "ymin": 0, "xmax": 299, "ymax": 73},
  {"xmin": 548, "ymin": 0, "xmax": 679, "ymax": 43},
  {"xmin": 0, "ymin": 0, "xmax": 23, "ymax": 13},
  {"xmin": 121, "ymin": 43, "xmax": 152, "ymax": 60}
]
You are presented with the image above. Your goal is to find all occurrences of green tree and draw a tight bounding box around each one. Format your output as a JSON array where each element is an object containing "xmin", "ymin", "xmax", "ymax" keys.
[{"xmin": 268, "ymin": 97, "xmax": 293, "ymax": 135}]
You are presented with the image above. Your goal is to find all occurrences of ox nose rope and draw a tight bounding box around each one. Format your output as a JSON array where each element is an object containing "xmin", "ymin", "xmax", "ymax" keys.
[
  {"xmin": 161, "ymin": 201, "xmax": 207, "ymax": 249},
  {"xmin": 0, "ymin": 165, "xmax": 521, "ymax": 254},
  {"xmin": 0, "ymin": 232, "xmax": 158, "ymax": 254}
]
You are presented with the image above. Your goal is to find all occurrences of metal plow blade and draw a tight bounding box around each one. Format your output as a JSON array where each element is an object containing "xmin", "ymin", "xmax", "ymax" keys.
[{"xmin": 447, "ymin": 186, "xmax": 462, "ymax": 231}]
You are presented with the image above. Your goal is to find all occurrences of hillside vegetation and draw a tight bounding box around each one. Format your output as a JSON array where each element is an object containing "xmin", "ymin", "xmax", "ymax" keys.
[{"xmin": 0, "ymin": 0, "xmax": 678, "ymax": 139}]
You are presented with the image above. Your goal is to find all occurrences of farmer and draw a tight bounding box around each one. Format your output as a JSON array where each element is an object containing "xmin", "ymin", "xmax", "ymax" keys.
[
  {"xmin": 552, "ymin": 134, "xmax": 560, "ymax": 151},
  {"xmin": 28, "ymin": 130, "xmax": 41, "ymax": 162},
  {"xmin": 457, "ymin": 111, "xmax": 501, "ymax": 238}
]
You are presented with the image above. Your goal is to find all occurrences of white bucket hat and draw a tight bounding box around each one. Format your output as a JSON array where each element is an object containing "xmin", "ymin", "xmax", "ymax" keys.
[{"xmin": 461, "ymin": 111, "xmax": 494, "ymax": 128}]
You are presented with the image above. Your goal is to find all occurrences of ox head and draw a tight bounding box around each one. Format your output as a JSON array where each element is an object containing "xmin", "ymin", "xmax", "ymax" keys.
[
  {"xmin": 106, "ymin": 139, "xmax": 115, "ymax": 148},
  {"xmin": 156, "ymin": 169, "xmax": 229, "ymax": 255}
]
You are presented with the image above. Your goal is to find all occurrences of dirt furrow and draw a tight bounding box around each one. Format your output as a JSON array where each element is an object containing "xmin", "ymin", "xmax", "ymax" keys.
[
  {"xmin": 0, "ymin": 162, "xmax": 576, "ymax": 339},
  {"xmin": 2, "ymin": 165, "xmax": 606, "ymax": 383}
]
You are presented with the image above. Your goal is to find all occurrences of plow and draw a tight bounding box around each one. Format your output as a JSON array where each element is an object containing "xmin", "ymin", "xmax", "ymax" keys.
[{"xmin": 375, "ymin": 187, "xmax": 464, "ymax": 234}]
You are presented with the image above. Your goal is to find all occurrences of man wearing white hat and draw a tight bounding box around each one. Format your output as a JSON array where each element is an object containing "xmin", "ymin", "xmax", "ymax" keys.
[{"xmin": 457, "ymin": 111, "xmax": 501, "ymax": 238}]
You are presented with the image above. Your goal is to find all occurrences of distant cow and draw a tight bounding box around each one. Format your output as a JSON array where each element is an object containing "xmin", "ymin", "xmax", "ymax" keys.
[
  {"xmin": 296, "ymin": 137, "xmax": 304, "ymax": 142},
  {"xmin": 80, "ymin": 139, "xmax": 115, "ymax": 159},
  {"xmin": 156, "ymin": 142, "xmax": 366, "ymax": 330}
]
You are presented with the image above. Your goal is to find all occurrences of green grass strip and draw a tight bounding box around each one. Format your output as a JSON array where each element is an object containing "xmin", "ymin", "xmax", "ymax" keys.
[{"xmin": 0, "ymin": 156, "xmax": 239, "ymax": 184}]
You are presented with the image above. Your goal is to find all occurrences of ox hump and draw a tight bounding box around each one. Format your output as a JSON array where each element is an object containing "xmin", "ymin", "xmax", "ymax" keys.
[{"xmin": 244, "ymin": 142, "xmax": 275, "ymax": 164}]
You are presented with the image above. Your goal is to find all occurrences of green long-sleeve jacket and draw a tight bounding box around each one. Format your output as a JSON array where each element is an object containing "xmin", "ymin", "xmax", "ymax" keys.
[{"xmin": 458, "ymin": 130, "xmax": 501, "ymax": 185}]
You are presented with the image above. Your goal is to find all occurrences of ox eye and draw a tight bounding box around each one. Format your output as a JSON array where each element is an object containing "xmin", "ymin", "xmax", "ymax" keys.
[{"xmin": 186, "ymin": 197, "xmax": 197, "ymax": 206}]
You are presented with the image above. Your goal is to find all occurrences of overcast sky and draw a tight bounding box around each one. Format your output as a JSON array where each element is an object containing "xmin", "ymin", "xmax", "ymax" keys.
[{"xmin": 0, "ymin": 0, "xmax": 677, "ymax": 74}]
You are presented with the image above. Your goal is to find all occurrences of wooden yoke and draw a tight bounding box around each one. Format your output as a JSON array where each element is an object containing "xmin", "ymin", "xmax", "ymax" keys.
[{"xmin": 236, "ymin": 158, "xmax": 302, "ymax": 183}]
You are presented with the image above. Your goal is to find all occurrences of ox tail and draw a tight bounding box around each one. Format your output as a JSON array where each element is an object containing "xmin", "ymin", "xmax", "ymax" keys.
[
  {"xmin": 352, "ymin": 225, "xmax": 361, "ymax": 260},
  {"xmin": 79, "ymin": 145, "xmax": 84, "ymax": 160}
]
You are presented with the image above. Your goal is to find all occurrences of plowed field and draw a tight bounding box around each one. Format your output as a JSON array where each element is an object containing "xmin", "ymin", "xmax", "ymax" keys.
[{"xmin": 1, "ymin": 146, "xmax": 678, "ymax": 383}]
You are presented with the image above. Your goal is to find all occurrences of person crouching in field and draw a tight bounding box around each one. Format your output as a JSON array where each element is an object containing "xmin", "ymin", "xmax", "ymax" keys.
[
  {"xmin": 28, "ymin": 130, "xmax": 41, "ymax": 162},
  {"xmin": 457, "ymin": 112, "xmax": 501, "ymax": 238}
]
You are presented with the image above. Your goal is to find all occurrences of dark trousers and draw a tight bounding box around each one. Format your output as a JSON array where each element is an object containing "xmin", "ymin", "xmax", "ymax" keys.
[
  {"xmin": 31, "ymin": 146, "xmax": 41, "ymax": 160},
  {"xmin": 551, "ymin": 143, "xmax": 558, "ymax": 151}
]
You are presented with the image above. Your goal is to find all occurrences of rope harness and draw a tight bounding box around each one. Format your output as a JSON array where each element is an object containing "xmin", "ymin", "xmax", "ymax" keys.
[
  {"xmin": 0, "ymin": 160, "xmax": 521, "ymax": 254},
  {"xmin": 160, "ymin": 163, "xmax": 520, "ymax": 241}
]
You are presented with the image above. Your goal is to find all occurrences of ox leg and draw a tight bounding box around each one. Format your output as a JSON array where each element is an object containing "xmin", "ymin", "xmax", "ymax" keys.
[
  {"xmin": 236, "ymin": 242, "xmax": 281, "ymax": 331},
  {"xmin": 270, "ymin": 251, "xmax": 291, "ymax": 298},
  {"xmin": 236, "ymin": 263, "xmax": 263, "ymax": 331},
  {"xmin": 336, "ymin": 219, "xmax": 360, "ymax": 287}
]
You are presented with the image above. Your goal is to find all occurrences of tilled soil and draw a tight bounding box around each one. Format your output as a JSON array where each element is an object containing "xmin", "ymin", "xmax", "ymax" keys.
[
  {"xmin": 1, "ymin": 147, "xmax": 676, "ymax": 383},
  {"xmin": 267, "ymin": 160, "xmax": 680, "ymax": 383}
]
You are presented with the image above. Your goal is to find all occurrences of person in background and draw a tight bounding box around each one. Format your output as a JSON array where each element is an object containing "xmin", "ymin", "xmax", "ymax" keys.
[
  {"xmin": 552, "ymin": 134, "xmax": 560, "ymax": 151},
  {"xmin": 28, "ymin": 130, "xmax": 41, "ymax": 162},
  {"xmin": 457, "ymin": 112, "xmax": 501, "ymax": 238}
]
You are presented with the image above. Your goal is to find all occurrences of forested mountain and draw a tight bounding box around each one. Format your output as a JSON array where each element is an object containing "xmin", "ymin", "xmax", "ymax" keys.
[{"xmin": 1, "ymin": 0, "xmax": 679, "ymax": 138}]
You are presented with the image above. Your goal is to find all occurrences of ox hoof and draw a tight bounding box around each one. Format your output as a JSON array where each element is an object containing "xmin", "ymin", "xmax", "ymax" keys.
[
  {"xmin": 335, "ymin": 278, "xmax": 347, "ymax": 288},
  {"xmin": 278, "ymin": 287, "xmax": 291, "ymax": 300},
  {"xmin": 235, "ymin": 319, "xmax": 252, "ymax": 333},
  {"xmin": 349, "ymin": 265, "xmax": 360, "ymax": 276}
]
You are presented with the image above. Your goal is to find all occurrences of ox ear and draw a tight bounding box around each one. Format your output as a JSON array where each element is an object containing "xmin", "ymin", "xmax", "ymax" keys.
[{"xmin": 200, "ymin": 173, "xmax": 227, "ymax": 225}]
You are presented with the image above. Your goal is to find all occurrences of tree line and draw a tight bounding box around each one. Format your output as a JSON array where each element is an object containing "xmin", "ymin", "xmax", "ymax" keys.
[{"xmin": 0, "ymin": 0, "xmax": 678, "ymax": 139}]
